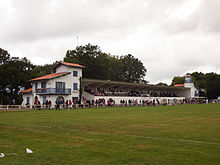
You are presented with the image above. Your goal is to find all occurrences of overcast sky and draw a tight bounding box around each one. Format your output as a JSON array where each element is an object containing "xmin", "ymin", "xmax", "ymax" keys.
[{"xmin": 1, "ymin": 0, "xmax": 220, "ymax": 84}]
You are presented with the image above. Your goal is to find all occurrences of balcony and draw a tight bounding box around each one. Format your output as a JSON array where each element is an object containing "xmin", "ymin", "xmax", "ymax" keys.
[{"xmin": 35, "ymin": 88, "xmax": 71, "ymax": 95}]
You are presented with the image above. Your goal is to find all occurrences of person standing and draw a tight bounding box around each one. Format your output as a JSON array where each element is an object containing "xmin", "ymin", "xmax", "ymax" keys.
[
  {"xmin": 56, "ymin": 100, "xmax": 60, "ymax": 110},
  {"xmin": 48, "ymin": 100, "xmax": 51, "ymax": 109},
  {"xmin": 68, "ymin": 99, "xmax": 72, "ymax": 109},
  {"xmin": 65, "ymin": 100, "xmax": 69, "ymax": 109},
  {"xmin": 153, "ymin": 99, "xmax": 156, "ymax": 106},
  {"xmin": 46, "ymin": 100, "xmax": 49, "ymax": 109}
]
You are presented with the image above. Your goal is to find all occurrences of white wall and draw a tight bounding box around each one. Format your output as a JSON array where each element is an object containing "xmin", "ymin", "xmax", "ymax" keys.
[
  {"xmin": 184, "ymin": 83, "xmax": 199, "ymax": 97},
  {"xmin": 26, "ymin": 65, "xmax": 82, "ymax": 106},
  {"xmin": 56, "ymin": 65, "xmax": 83, "ymax": 76},
  {"xmin": 56, "ymin": 65, "xmax": 68, "ymax": 73},
  {"xmin": 21, "ymin": 93, "xmax": 33, "ymax": 106},
  {"xmin": 177, "ymin": 89, "xmax": 191, "ymax": 97}
]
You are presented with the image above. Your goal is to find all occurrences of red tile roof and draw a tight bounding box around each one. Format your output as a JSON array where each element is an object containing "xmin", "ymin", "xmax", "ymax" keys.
[
  {"xmin": 20, "ymin": 88, "xmax": 32, "ymax": 93},
  {"xmin": 29, "ymin": 72, "xmax": 70, "ymax": 81},
  {"xmin": 55, "ymin": 61, "xmax": 86, "ymax": 69},
  {"xmin": 174, "ymin": 84, "xmax": 184, "ymax": 87}
]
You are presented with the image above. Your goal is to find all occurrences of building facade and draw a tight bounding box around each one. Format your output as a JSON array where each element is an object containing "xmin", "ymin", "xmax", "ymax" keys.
[
  {"xmin": 20, "ymin": 62, "xmax": 199, "ymax": 107},
  {"xmin": 20, "ymin": 62, "xmax": 84, "ymax": 106}
]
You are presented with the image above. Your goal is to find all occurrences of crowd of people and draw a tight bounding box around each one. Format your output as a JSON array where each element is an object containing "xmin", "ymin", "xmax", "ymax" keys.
[
  {"xmin": 82, "ymin": 98, "xmax": 116, "ymax": 107},
  {"xmin": 84, "ymin": 88, "xmax": 178, "ymax": 97},
  {"xmin": 81, "ymin": 97, "xmax": 209, "ymax": 108},
  {"xmin": 55, "ymin": 99, "xmax": 73, "ymax": 110},
  {"xmin": 32, "ymin": 95, "xmax": 209, "ymax": 110}
]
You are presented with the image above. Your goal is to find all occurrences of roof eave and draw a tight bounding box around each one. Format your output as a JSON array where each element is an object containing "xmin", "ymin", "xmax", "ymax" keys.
[
  {"xmin": 54, "ymin": 62, "xmax": 86, "ymax": 69},
  {"xmin": 28, "ymin": 72, "xmax": 71, "ymax": 82}
]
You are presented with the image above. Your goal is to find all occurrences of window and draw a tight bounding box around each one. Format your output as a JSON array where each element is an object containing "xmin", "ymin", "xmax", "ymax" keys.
[
  {"xmin": 56, "ymin": 82, "xmax": 65, "ymax": 89},
  {"xmin": 73, "ymin": 83, "xmax": 78, "ymax": 90},
  {"xmin": 41, "ymin": 82, "xmax": 47, "ymax": 88},
  {"xmin": 43, "ymin": 96, "xmax": 47, "ymax": 104},
  {"xmin": 73, "ymin": 71, "xmax": 78, "ymax": 77},
  {"xmin": 35, "ymin": 82, "xmax": 38, "ymax": 89},
  {"xmin": 55, "ymin": 82, "xmax": 66, "ymax": 94},
  {"xmin": 26, "ymin": 97, "xmax": 30, "ymax": 104}
]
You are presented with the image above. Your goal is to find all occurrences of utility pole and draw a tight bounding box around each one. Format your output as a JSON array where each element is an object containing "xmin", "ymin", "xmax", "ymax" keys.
[{"xmin": 77, "ymin": 36, "xmax": 79, "ymax": 47}]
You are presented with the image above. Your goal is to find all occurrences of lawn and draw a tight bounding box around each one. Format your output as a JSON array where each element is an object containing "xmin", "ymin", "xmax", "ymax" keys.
[{"xmin": 0, "ymin": 104, "xmax": 220, "ymax": 165}]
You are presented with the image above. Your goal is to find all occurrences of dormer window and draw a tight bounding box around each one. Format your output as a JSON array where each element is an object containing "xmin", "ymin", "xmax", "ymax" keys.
[{"xmin": 73, "ymin": 71, "xmax": 78, "ymax": 77}]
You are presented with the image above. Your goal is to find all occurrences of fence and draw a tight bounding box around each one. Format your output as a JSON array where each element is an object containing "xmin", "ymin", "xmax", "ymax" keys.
[
  {"xmin": 0, "ymin": 101, "xmax": 216, "ymax": 111},
  {"xmin": 0, "ymin": 103, "xmax": 149, "ymax": 111},
  {"xmin": 0, "ymin": 104, "xmax": 89, "ymax": 110},
  {"xmin": 0, "ymin": 105, "xmax": 49, "ymax": 110}
]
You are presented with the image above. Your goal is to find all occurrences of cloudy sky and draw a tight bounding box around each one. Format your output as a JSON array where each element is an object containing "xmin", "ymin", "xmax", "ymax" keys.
[{"xmin": 1, "ymin": 0, "xmax": 220, "ymax": 84}]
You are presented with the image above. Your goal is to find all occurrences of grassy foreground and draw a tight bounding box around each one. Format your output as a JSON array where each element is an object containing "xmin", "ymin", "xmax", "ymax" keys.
[{"xmin": 0, "ymin": 104, "xmax": 220, "ymax": 165}]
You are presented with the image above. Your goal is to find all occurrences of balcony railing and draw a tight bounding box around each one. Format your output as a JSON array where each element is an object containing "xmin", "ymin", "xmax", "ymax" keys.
[{"xmin": 35, "ymin": 88, "xmax": 71, "ymax": 95}]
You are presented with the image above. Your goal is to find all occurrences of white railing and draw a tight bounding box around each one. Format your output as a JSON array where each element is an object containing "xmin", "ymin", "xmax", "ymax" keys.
[
  {"xmin": 0, "ymin": 104, "xmax": 49, "ymax": 110},
  {"xmin": 0, "ymin": 105, "xmax": 22, "ymax": 110},
  {"xmin": 0, "ymin": 104, "xmax": 82, "ymax": 110}
]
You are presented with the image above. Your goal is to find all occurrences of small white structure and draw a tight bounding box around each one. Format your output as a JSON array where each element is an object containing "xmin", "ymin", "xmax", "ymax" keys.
[
  {"xmin": 173, "ymin": 75, "xmax": 199, "ymax": 98},
  {"xmin": 183, "ymin": 75, "xmax": 199, "ymax": 98}
]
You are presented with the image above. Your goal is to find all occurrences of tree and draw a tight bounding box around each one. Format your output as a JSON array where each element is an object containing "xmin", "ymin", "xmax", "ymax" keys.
[
  {"xmin": 107, "ymin": 55, "xmax": 123, "ymax": 81},
  {"xmin": 156, "ymin": 82, "xmax": 168, "ymax": 86},
  {"xmin": 0, "ymin": 48, "xmax": 10, "ymax": 64},
  {"xmin": 64, "ymin": 44, "xmax": 105, "ymax": 79},
  {"xmin": 31, "ymin": 62, "xmax": 57, "ymax": 78},
  {"xmin": 64, "ymin": 44, "xmax": 148, "ymax": 83},
  {"xmin": 0, "ymin": 49, "xmax": 35, "ymax": 104},
  {"xmin": 65, "ymin": 44, "xmax": 123, "ymax": 80},
  {"xmin": 201, "ymin": 72, "xmax": 220, "ymax": 99},
  {"xmin": 120, "ymin": 54, "xmax": 147, "ymax": 83},
  {"xmin": 171, "ymin": 76, "xmax": 185, "ymax": 86}
]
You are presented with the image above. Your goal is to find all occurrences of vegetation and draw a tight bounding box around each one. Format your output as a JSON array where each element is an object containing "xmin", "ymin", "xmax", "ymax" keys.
[
  {"xmin": 171, "ymin": 76, "xmax": 185, "ymax": 86},
  {"xmin": 0, "ymin": 104, "xmax": 219, "ymax": 165},
  {"xmin": 156, "ymin": 82, "xmax": 168, "ymax": 86},
  {"xmin": 64, "ymin": 44, "xmax": 147, "ymax": 83},
  {"xmin": 0, "ymin": 48, "xmax": 59, "ymax": 105},
  {"xmin": 120, "ymin": 54, "xmax": 147, "ymax": 83},
  {"xmin": 0, "ymin": 48, "xmax": 35, "ymax": 104}
]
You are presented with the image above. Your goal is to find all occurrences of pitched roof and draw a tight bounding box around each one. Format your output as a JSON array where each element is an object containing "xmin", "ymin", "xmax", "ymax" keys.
[
  {"xmin": 19, "ymin": 88, "xmax": 32, "ymax": 93},
  {"xmin": 29, "ymin": 72, "xmax": 70, "ymax": 81},
  {"xmin": 174, "ymin": 84, "xmax": 184, "ymax": 87},
  {"xmin": 54, "ymin": 61, "xmax": 86, "ymax": 69},
  {"xmin": 83, "ymin": 78, "xmax": 188, "ymax": 91}
]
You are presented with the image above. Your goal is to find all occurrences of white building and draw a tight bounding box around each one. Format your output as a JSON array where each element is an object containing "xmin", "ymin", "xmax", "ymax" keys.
[
  {"xmin": 174, "ymin": 75, "xmax": 199, "ymax": 98},
  {"xmin": 20, "ymin": 61, "xmax": 199, "ymax": 107},
  {"xmin": 20, "ymin": 62, "xmax": 85, "ymax": 106}
]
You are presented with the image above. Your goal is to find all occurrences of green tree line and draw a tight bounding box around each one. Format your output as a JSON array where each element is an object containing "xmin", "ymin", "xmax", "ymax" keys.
[
  {"xmin": 0, "ymin": 48, "xmax": 57, "ymax": 104},
  {"xmin": 64, "ymin": 44, "xmax": 147, "ymax": 83}
]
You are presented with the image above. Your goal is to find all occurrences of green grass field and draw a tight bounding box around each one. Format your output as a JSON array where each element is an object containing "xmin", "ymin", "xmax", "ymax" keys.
[{"xmin": 0, "ymin": 104, "xmax": 220, "ymax": 165}]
